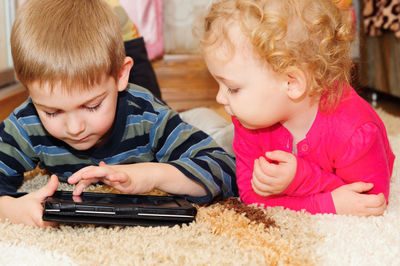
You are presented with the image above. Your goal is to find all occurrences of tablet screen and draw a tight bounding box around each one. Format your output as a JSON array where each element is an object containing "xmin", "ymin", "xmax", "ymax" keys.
[
  {"xmin": 43, "ymin": 191, "xmax": 197, "ymax": 226},
  {"xmin": 52, "ymin": 192, "xmax": 180, "ymax": 208}
]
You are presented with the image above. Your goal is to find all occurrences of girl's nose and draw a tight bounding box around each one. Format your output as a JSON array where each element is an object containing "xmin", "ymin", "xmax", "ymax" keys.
[{"xmin": 216, "ymin": 88, "xmax": 228, "ymax": 105}]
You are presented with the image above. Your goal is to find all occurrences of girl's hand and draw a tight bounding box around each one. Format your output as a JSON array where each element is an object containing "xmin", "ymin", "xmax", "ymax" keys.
[
  {"xmin": 68, "ymin": 161, "xmax": 156, "ymax": 195},
  {"xmin": 0, "ymin": 175, "xmax": 59, "ymax": 227},
  {"xmin": 251, "ymin": 150, "xmax": 297, "ymax": 197},
  {"xmin": 332, "ymin": 182, "xmax": 387, "ymax": 216}
]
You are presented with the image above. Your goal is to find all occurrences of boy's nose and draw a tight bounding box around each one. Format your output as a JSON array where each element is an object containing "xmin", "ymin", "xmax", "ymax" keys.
[
  {"xmin": 65, "ymin": 114, "xmax": 85, "ymax": 136},
  {"xmin": 216, "ymin": 88, "xmax": 228, "ymax": 105}
]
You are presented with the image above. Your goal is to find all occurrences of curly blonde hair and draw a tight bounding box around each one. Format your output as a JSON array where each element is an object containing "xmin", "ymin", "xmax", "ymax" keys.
[{"xmin": 200, "ymin": 0, "xmax": 354, "ymax": 112}]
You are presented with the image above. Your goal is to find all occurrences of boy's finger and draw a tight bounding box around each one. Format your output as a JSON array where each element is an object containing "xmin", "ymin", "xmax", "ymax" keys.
[
  {"xmin": 35, "ymin": 174, "xmax": 59, "ymax": 198},
  {"xmin": 68, "ymin": 168, "xmax": 88, "ymax": 184},
  {"xmin": 107, "ymin": 173, "xmax": 125, "ymax": 182},
  {"xmin": 69, "ymin": 165, "xmax": 104, "ymax": 184},
  {"xmin": 72, "ymin": 180, "xmax": 93, "ymax": 196},
  {"xmin": 80, "ymin": 167, "xmax": 113, "ymax": 180}
]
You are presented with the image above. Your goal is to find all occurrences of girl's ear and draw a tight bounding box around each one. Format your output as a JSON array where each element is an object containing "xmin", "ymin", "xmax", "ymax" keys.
[
  {"xmin": 117, "ymin": 57, "xmax": 134, "ymax": 92},
  {"xmin": 286, "ymin": 67, "xmax": 307, "ymax": 101}
]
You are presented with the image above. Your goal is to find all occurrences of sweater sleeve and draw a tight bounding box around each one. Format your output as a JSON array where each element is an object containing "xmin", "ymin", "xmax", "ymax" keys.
[
  {"xmin": 0, "ymin": 115, "xmax": 38, "ymax": 194},
  {"xmin": 147, "ymin": 101, "xmax": 237, "ymax": 204},
  {"xmin": 284, "ymin": 122, "xmax": 392, "ymax": 203},
  {"xmin": 233, "ymin": 119, "xmax": 337, "ymax": 213}
]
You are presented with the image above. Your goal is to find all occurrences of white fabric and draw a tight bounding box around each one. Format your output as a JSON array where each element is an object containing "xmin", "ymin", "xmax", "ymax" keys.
[{"xmin": 179, "ymin": 107, "xmax": 234, "ymax": 156}]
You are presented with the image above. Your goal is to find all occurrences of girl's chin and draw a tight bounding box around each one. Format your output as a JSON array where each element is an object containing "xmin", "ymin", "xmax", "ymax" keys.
[{"xmin": 238, "ymin": 119, "xmax": 266, "ymax": 130}]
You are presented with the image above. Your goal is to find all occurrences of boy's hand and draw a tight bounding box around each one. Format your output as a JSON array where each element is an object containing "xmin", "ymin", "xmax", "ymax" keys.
[
  {"xmin": 0, "ymin": 175, "xmax": 59, "ymax": 227},
  {"xmin": 332, "ymin": 182, "xmax": 387, "ymax": 216},
  {"xmin": 251, "ymin": 150, "xmax": 297, "ymax": 197},
  {"xmin": 68, "ymin": 161, "xmax": 156, "ymax": 195}
]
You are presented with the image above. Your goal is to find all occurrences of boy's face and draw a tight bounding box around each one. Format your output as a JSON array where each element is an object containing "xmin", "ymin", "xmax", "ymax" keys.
[
  {"xmin": 204, "ymin": 24, "xmax": 291, "ymax": 130},
  {"xmin": 29, "ymin": 76, "xmax": 122, "ymax": 150}
]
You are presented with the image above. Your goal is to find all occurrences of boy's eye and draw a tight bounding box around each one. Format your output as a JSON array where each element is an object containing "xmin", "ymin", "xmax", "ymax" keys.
[
  {"xmin": 85, "ymin": 103, "xmax": 101, "ymax": 112},
  {"xmin": 44, "ymin": 111, "xmax": 60, "ymax": 117}
]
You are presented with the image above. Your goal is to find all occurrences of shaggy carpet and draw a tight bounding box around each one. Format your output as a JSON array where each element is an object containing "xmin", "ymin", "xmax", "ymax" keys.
[{"xmin": 0, "ymin": 108, "xmax": 399, "ymax": 265}]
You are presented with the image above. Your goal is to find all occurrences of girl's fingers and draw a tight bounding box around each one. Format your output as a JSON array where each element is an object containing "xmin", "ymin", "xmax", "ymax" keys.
[
  {"xmin": 251, "ymin": 172, "xmax": 274, "ymax": 196},
  {"xmin": 363, "ymin": 193, "xmax": 386, "ymax": 208},
  {"xmin": 251, "ymin": 178, "xmax": 271, "ymax": 197},
  {"xmin": 253, "ymin": 159, "xmax": 267, "ymax": 184},
  {"xmin": 258, "ymin": 156, "xmax": 279, "ymax": 177},
  {"xmin": 265, "ymin": 150, "xmax": 293, "ymax": 163},
  {"xmin": 343, "ymin": 182, "xmax": 374, "ymax": 193}
]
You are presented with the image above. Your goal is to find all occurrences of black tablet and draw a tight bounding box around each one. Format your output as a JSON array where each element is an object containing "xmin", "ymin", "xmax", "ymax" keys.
[{"xmin": 42, "ymin": 190, "xmax": 197, "ymax": 227}]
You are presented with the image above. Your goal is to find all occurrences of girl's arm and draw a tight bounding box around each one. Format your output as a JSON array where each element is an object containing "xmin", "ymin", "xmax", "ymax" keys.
[
  {"xmin": 283, "ymin": 122, "xmax": 392, "ymax": 202},
  {"xmin": 240, "ymin": 182, "xmax": 386, "ymax": 215},
  {"xmin": 234, "ymin": 120, "xmax": 392, "ymax": 214}
]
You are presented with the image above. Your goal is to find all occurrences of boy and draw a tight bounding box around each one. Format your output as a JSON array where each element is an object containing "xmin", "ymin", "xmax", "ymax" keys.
[{"xmin": 0, "ymin": 0, "xmax": 237, "ymax": 227}]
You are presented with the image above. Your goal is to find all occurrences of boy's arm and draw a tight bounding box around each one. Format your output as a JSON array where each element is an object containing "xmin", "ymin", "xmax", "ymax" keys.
[
  {"xmin": 0, "ymin": 115, "xmax": 39, "ymax": 194},
  {"xmin": 150, "ymin": 107, "xmax": 237, "ymax": 204}
]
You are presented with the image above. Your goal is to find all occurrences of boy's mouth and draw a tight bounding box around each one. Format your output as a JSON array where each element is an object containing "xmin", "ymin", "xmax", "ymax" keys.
[{"xmin": 69, "ymin": 136, "xmax": 89, "ymax": 143}]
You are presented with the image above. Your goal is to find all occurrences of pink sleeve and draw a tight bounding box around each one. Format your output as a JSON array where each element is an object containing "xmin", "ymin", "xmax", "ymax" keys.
[
  {"xmin": 283, "ymin": 157, "xmax": 345, "ymax": 196},
  {"xmin": 334, "ymin": 122, "xmax": 392, "ymax": 202},
  {"xmin": 284, "ymin": 122, "xmax": 392, "ymax": 202},
  {"xmin": 233, "ymin": 119, "xmax": 337, "ymax": 214}
]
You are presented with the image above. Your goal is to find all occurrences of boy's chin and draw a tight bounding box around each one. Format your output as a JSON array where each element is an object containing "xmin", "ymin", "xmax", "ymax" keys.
[{"xmin": 65, "ymin": 141, "xmax": 96, "ymax": 151}]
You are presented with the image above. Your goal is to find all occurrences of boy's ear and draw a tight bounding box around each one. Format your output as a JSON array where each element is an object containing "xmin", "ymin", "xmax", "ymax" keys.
[
  {"xmin": 285, "ymin": 67, "xmax": 307, "ymax": 101},
  {"xmin": 117, "ymin": 56, "xmax": 134, "ymax": 92}
]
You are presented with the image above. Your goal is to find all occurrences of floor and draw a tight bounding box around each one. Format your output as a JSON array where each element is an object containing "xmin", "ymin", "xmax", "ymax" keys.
[{"xmin": 153, "ymin": 54, "xmax": 229, "ymax": 120}]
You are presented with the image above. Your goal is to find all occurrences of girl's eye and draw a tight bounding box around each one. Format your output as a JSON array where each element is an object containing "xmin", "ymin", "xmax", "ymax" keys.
[
  {"xmin": 85, "ymin": 103, "xmax": 101, "ymax": 112},
  {"xmin": 227, "ymin": 87, "xmax": 239, "ymax": 94}
]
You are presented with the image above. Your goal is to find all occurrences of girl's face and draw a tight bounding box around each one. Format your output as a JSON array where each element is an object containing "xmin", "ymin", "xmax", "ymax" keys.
[{"xmin": 204, "ymin": 24, "xmax": 292, "ymax": 130}]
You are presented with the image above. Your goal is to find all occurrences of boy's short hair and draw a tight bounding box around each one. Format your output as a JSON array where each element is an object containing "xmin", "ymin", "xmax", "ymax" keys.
[
  {"xmin": 11, "ymin": 0, "xmax": 125, "ymax": 92},
  {"xmin": 200, "ymin": 0, "xmax": 354, "ymax": 112}
]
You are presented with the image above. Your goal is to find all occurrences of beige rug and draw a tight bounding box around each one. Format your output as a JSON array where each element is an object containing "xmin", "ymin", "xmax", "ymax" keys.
[{"xmin": 1, "ymin": 108, "xmax": 399, "ymax": 265}]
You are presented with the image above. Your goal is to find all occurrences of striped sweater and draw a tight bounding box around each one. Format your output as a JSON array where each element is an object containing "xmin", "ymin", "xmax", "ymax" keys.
[{"xmin": 0, "ymin": 84, "xmax": 238, "ymax": 204}]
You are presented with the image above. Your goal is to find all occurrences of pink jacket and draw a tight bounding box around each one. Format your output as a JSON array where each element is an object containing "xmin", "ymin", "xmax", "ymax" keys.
[{"xmin": 233, "ymin": 86, "xmax": 395, "ymax": 214}]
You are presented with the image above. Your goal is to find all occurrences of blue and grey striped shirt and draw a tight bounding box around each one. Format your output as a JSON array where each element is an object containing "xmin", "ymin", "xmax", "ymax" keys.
[{"xmin": 0, "ymin": 84, "xmax": 237, "ymax": 204}]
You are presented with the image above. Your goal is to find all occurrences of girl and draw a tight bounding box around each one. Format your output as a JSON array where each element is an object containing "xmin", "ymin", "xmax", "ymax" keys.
[{"xmin": 200, "ymin": 0, "xmax": 395, "ymax": 216}]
